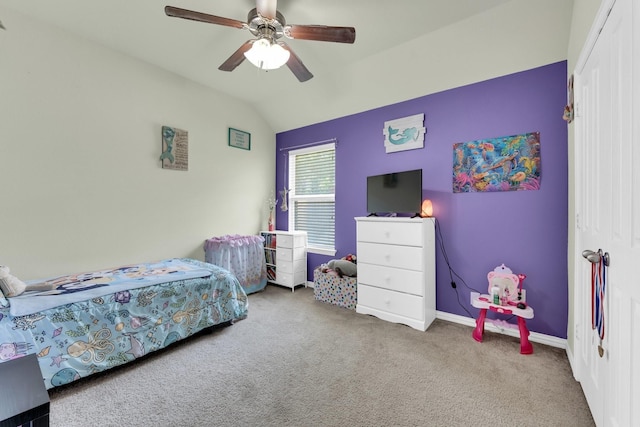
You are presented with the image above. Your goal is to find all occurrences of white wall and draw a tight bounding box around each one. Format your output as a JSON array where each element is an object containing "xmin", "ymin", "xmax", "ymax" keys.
[
  {"xmin": 270, "ymin": 0, "xmax": 576, "ymax": 132},
  {"xmin": 0, "ymin": 9, "xmax": 275, "ymax": 280}
]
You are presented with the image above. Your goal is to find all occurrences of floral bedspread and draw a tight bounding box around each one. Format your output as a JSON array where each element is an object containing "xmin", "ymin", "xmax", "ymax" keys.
[
  {"xmin": 0, "ymin": 258, "xmax": 248, "ymax": 389},
  {"xmin": 9, "ymin": 258, "xmax": 216, "ymax": 316}
]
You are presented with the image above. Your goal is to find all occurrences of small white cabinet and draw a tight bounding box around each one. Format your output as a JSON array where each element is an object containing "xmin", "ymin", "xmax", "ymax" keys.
[
  {"xmin": 355, "ymin": 217, "xmax": 436, "ymax": 331},
  {"xmin": 260, "ymin": 230, "xmax": 307, "ymax": 292}
]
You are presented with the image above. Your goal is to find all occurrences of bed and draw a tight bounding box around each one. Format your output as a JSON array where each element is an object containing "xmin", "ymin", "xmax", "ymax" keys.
[{"xmin": 0, "ymin": 258, "xmax": 248, "ymax": 389}]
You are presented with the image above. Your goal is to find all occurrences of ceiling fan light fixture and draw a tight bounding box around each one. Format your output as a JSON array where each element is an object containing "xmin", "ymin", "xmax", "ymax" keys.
[{"xmin": 244, "ymin": 38, "xmax": 290, "ymax": 70}]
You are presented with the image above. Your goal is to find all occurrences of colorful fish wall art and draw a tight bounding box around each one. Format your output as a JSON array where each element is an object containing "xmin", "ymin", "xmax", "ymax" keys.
[{"xmin": 452, "ymin": 132, "xmax": 541, "ymax": 193}]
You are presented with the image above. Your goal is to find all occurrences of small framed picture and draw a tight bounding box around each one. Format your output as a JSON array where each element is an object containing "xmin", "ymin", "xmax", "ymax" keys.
[{"xmin": 228, "ymin": 128, "xmax": 251, "ymax": 150}]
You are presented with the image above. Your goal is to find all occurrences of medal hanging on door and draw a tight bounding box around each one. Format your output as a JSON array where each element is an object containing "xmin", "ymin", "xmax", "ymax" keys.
[{"xmin": 591, "ymin": 249, "xmax": 608, "ymax": 358}]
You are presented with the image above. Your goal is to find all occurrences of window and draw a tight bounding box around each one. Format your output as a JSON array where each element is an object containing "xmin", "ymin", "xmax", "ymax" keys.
[{"xmin": 288, "ymin": 142, "xmax": 336, "ymax": 255}]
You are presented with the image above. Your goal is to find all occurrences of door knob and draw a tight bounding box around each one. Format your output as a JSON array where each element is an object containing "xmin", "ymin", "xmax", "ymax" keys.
[
  {"xmin": 582, "ymin": 249, "xmax": 600, "ymax": 263},
  {"xmin": 582, "ymin": 249, "xmax": 610, "ymax": 266}
]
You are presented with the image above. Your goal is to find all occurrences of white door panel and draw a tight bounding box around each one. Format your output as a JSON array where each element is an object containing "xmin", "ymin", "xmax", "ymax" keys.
[{"xmin": 574, "ymin": 0, "xmax": 638, "ymax": 425}]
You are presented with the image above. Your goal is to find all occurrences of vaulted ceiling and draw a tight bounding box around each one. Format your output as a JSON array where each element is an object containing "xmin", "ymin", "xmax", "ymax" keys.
[{"xmin": 2, "ymin": 0, "xmax": 572, "ymax": 132}]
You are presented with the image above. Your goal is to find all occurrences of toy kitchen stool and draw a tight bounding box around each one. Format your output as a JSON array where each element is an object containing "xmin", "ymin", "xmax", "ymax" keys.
[{"xmin": 471, "ymin": 264, "xmax": 535, "ymax": 355}]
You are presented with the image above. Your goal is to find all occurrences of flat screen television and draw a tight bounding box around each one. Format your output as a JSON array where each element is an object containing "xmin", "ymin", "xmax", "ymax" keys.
[{"xmin": 366, "ymin": 169, "xmax": 423, "ymax": 215}]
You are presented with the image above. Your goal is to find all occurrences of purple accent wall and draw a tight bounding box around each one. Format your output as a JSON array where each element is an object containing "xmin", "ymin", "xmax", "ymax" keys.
[{"xmin": 276, "ymin": 61, "xmax": 568, "ymax": 338}]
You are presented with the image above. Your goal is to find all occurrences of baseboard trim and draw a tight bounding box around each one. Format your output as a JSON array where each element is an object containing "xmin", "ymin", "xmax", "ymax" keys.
[
  {"xmin": 436, "ymin": 310, "xmax": 567, "ymax": 349},
  {"xmin": 565, "ymin": 345, "xmax": 579, "ymax": 381}
]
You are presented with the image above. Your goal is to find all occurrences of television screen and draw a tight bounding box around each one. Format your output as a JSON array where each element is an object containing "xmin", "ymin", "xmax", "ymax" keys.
[{"xmin": 366, "ymin": 169, "xmax": 423, "ymax": 215}]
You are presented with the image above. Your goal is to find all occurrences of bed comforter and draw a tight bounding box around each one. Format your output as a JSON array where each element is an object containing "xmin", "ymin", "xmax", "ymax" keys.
[{"xmin": 0, "ymin": 258, "xmax": 248, "ymax": 389}]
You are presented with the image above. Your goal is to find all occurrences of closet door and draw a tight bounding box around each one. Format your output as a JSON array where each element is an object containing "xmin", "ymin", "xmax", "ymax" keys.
[{"xmin": 574, "ymin": 0, "xmax": 639, "ymax": 424}]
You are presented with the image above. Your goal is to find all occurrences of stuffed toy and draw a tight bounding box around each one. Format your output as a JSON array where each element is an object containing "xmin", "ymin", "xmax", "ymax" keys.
[
  {"xmin": 0, "ymin": 266, "xmax": 27, "ymax": 297},
  {"xmin": 0, "ymin": 266, "xmax": 55, "ymax": 297},
  {"xmin": 322, "ymin": 254, "xmax": 357, "ymax": 278}
]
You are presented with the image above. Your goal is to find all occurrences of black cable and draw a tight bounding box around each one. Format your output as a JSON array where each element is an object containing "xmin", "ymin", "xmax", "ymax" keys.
[
  {"xmin": 434, "ymin": 218, "xmax": 482, "ymax": 294},
  {"xmin": 434, "ymin": 219, "xmax": 521, "ymax": 328},
  {"xmin": 433, "ymin": 217, "xmax": 481, "ymax": 318},
  {"xmin": 451, "ymin": 282, "xmax": 475, "ymax": 318}
]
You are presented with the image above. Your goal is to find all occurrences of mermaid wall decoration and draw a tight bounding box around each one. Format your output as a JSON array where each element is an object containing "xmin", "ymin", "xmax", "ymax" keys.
[
  {"xmin": 383, "ymin": 113, "xmax": 426, "ymax": 153},
  {"xmin": 160, "ymin": 125, "xmax": 189, "ymax": 171}
]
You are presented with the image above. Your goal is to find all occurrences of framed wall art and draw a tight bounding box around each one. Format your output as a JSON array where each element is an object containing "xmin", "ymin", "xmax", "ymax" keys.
[
  {"xmin": 160, "ymin": 125, "xmax": 188, "ymax": 171},
  {"xmin": 228, "ymin": 128, "xmax": 251, "ymax": 150},
  {"xmin": 452, "ymin": 131, "xmax": 541, "ymax": 193},
  {"xmin": 383, "ymin": 113, "xmax": 426, "ymax": 153}
]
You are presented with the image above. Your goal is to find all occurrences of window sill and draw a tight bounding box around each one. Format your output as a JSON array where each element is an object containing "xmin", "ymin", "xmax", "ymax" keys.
[{"xmin": 307, "ymin": 247, "xmax": 336, "ymax": 257}]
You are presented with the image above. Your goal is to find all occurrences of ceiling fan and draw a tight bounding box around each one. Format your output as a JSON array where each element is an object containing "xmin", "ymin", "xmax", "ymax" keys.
[{"xmin": 165, "ymin": 0, "xmax": 355, "ymax": 82}]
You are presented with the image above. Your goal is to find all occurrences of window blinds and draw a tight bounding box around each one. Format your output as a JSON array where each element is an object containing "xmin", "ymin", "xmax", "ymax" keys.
[{"xmin": 290, "ymin": 145, "xmax": 335, "ymax": 250}]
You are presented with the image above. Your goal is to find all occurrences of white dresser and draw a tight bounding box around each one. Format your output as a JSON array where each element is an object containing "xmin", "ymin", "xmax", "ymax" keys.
[
  {"xmin": 261, "ymin": 230, "xmax": 307, "ymax": 292},
  {"xmin": 355, "ymin": 217, "xmax": 436, "ymax": 331}
]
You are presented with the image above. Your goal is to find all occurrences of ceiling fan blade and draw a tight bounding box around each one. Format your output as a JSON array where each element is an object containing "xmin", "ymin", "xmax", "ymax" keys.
[
  {"xmin": 218, "ymin": 40, "xmax": 254, "ymax": 72},
  {"xmin": 256, "ymin": 0, "xmax": 277, "ymax": 19},
  {"xmin": 165, "ymin": 6, "xmax": 245, "ymax": 29},
  {"xmin": 285, "ymin": 24, "xmax": 356, "ymax": 44},
  {"xmin": 281, "ymin": 43, "xmax": 313, "ymax": 82}
]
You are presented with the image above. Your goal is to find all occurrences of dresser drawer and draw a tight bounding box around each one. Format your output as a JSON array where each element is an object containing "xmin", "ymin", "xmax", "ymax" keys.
[
  {"xmin": 277, "ymin": 258, "xmax": 305, "ymax": 274},
  {"xmin": 278, "ymin": 260, "xmax": 293, "ymax": 274},
  {"xmin": 357, "ymin": 221, "xmax": 423, "ymax": 247},
  {"xmin": 277, "ymin": 270, "xmax": 306, "ymax": 286},
  {"xmin": 276, "ymin": 247, "xmax": 305, "ymax": 262},
  {"xmin": 357, "ymin": 284, "xmax": 424, "ymax": 321},
  {"xmin": 357, "ymin": 242, "xmax": 423, "ymax": 271},
  {"xmin": 358, "ymin": 263, "xmax": 424, "ymax": 296},
  {"xmin": 277, "ymin": 233, "xmax": 306, "ymax": 249},
  {"xmin": 276, "ymin": 247, "xmax": 293, "ymax": 262}
]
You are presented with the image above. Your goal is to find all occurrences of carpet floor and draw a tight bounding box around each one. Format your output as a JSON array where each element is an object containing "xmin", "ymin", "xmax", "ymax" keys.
[{"xmin": 48, "ymin": 285, "xmax": 594, "ymax": 426}]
